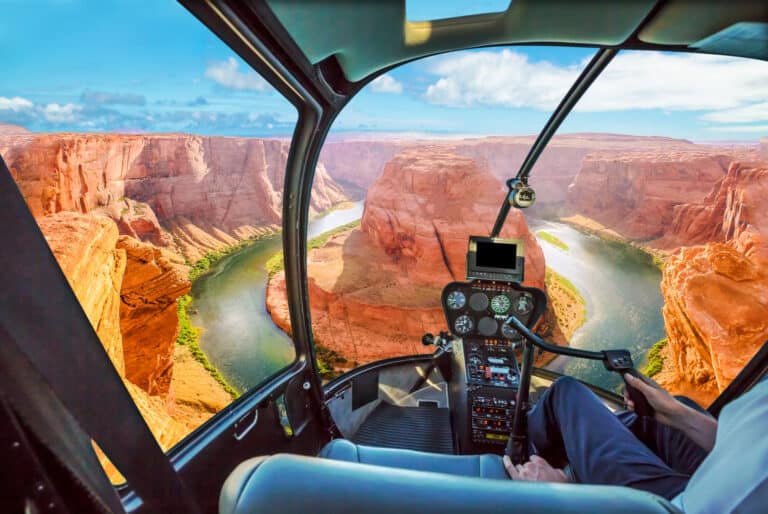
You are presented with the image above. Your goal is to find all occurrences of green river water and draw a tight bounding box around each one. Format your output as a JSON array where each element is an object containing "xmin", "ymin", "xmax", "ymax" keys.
[{"xmin": 191, "ymin": 206, "xmax": 665, "ymax": 394}]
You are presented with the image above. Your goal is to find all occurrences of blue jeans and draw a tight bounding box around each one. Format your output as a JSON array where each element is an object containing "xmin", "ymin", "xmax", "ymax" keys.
[{"xmin": 527, "ymin": 376, "xmax": 709, "ymax": 499}]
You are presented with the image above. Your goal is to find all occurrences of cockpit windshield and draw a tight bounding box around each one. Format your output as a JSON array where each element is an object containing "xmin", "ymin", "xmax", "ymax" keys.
[
  {"xmin": 2, "ymin": 6, "xmax": 768, "ymax": 483},
  {"xmin": 287, "ymin": 46, "xmax": 768, "ymax": 403}
]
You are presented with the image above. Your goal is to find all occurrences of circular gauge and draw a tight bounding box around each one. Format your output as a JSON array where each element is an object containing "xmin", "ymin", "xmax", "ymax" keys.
[
  {"xmin": 490, "ymin": 294, "xmax": 511, "ymax": 314},
  {"xmin": 478, "ymin": 316, "xmax": 498, "ymax": 337},
  {"xmin": 454, "ymin": 315, "xmax": 474, "ymax": 335},
  {"xmin": 469, "ymin": 292, "xmax": 489, "ymax": 311},
  {"xmin": 514, "ymin": 294, "xmax": 534, "ymax": 315},
  {"xmin": 468, "ymin": 355, "xmax": 482, "ymax": 368},
  {"xmin": 446, "ymin": 290, "xmax": 466, "ymax": 310},
  {"xmin": 501, "ymin": 322, "xmax": 521, "ymax": 340}
]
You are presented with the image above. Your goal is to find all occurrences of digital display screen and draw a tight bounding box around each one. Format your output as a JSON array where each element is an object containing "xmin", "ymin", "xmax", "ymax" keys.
[
  {"xmin": 485, "ymin": 433, "xmax": 509, "ymax": 441},
  {"xmin": 476, "ymin": 241, "xmax": 517, "ymax": 270}
]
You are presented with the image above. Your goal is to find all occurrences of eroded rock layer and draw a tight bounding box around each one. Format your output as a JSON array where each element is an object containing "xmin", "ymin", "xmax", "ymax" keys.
[
  {"xmin": 657, "ymin": 163, "xmax": 768, "ymax": 405},
  {"xmin": 1, "ymin": 132, "xmax": 348, "ymax": 261},
  {"xmin": 267, "ymin": 149, "xmax": 547, "ymax": 366},
  {"xmin": 38, "ymin": 213, "xmax": 193, "ymax": 456},
  {"xmin": 117, "ymin": 236, "xmax": 191, "ymax": 396}
]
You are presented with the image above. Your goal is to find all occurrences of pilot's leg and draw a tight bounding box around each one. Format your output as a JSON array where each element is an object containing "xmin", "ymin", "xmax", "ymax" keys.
[
  {"xmin": 527, "ymin": 376, "xmax": 689, "ymax": 499},
  {"xmin": 622, "ymin": 396, "xmax": 709, "ymax": 476}
]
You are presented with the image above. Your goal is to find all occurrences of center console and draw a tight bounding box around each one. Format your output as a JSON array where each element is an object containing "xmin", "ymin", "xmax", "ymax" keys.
[{"xmin": 442, "ymin": 237, "xmax": 546, "ymax": 454}]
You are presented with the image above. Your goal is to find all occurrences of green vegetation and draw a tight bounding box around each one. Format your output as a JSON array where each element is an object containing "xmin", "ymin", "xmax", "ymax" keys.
[
  {"xmin": 315, "ymin": 345, "xmax": 349, "ymax": 381},
  {"xmin": 189, "ymin": 232, "xmax": 278, "ymax": 281},
  {"xmin": 266, "ymin": 220, "xmax": 361, "ymax": 278},
  {"xmin": 176, "ymin": 295, "xmax": 240, "ymax": 398},
  {"xmin": 545, "ymin": 267, "xmax": 587, "ymax": 323},
  {"xmin": 643, "ymin": 338, "xmax": 668, "ymax": 377},
  {"xmin": 537, "ymin": 230, "xmax": 569, "ymax": 251},
  {"xmin": 544, "ymin": 267, "xmax": 587, "ymax": 339}
]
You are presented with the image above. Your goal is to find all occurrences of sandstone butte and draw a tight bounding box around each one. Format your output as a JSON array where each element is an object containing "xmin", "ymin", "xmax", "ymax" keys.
[
  {"xmin": 36, "ymin": 212, "xmax": 231, "ymax": 480},
  {"xmin": 1, "ymin": 132, "xmax": 348, "ymax": 261},
  {"xmin": 0, "ymin": 130, "xmax": 353, "ymax": 479},
  {"xmin": 563, "ymin": 146, "xmax": 768, "ymax": 405},
  {"xmin": 266, "ymin": 148, "xmax": 563, "ymax": 368},
  {"xmin": 320, "ymin": 133, "xmax": 709, "ymax": 216},
  {"xmin": 654, "ymin": 162, "xmax": 768, "ymax": 406}
]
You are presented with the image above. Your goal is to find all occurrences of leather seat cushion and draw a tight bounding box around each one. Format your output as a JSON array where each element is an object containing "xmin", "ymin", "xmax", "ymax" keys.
[{"xmin": 318, "ymin": 438, "xmax": 508, "ymax": 479}]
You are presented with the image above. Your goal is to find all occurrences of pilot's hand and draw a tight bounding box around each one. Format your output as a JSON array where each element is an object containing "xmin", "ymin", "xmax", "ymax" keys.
[
  {"xmin": 624, "ymin": 373, "xmax": 683, "ymax": 427},
  {"xmin": 503, "ymin": 455, "xmax": 570, "ymax": 483}
]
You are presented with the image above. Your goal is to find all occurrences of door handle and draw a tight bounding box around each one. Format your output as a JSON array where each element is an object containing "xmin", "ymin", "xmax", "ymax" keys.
[{"xmin": 233, "ymin": 409, "xmax": 258, "ymax": 441}]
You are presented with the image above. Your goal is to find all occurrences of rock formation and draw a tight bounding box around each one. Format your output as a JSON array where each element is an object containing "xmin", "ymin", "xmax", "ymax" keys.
[
  {"xmin": 1, "ymin": 132, "xmax": 348, "ymax": 261},
  {"xmin": 117, "ymin": 237, "xmax": 191, "ymax": 396},
  {"xmin": 37, "ymin": 213, "xmax": 193, "ymax": 462},
  {"xmin": 267, "ymin": 149, "xmax": 547, "ymax": 365},
  {"xmin": 567, "ymin": 152, "xmax": 734, "ymax": 241},
  {"xmin": 657, "ymin": 163, "xmax": 768, "ymax": 405}
]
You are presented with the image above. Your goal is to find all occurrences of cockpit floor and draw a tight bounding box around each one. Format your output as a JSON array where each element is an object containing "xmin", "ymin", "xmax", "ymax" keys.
[{"xmin": 352, "ymin": 403, "xmax": 454, "ymax": 454}]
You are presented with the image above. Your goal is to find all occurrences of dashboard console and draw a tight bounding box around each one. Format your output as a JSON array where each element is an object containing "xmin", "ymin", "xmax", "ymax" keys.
[{"xmin": 442, "ymin": 236, "xmax": 546, "ymax": 454}]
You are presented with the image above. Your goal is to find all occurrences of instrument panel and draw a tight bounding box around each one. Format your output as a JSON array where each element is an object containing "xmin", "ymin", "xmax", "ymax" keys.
[
  {"xmin": 442, "ymin": 280, "xmax": 546, "ymax": 450},
  {"xmin": 441, "ymin": 281, "xmax": 541, "ymax": 341}
]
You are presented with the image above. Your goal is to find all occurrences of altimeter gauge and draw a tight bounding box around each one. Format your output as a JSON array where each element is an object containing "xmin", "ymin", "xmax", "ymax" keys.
[
  {"xmin": 501, "ymin": 322, "xmax": 520, "ymax": 340},
  {"xmin": 454, "ymin": 315, "xmax": 474, "ymax": 335},
  {"xmin": 446, "ymin": 290, "xmax": 466, "ymax": 310},
  {"xmin": 514, "ymin": 294, "xmax": 533, "ymax": 315},
  {"xmin": 490, "ymin": 294, "xmax": 511, "ymax": 314}
]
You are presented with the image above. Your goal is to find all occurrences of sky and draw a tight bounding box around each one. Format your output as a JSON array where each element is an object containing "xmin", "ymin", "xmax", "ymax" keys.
[{"xmin": 1, "ymin": 0, "xmax": 766, "ymax": 141}]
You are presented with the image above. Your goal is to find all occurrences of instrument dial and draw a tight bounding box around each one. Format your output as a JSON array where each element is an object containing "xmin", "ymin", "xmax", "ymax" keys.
[
  {"xmin": 501, "ymin": 322, "xmax": 521, "ymax": 340},
  {"xmin": 478, "ymin": 316, "xmax": 498, "ymax": 337},
  {"xmin": 454, "ymin": 315, "xmax": 474, "ymax": 335},
  {"xmin": 469, "ymin": 292, "xmax": 489, "ymax": 311},
  {"xmin": 490, "ymin": 294, "xmax": 511, "ymax": 314},
  {"xmin": 514, "ymin": 294, "xmax": 534, "ymax": 315},
  {"xmin": 446, "ymin": 290, "xmax": 466, "ymax": 310}
]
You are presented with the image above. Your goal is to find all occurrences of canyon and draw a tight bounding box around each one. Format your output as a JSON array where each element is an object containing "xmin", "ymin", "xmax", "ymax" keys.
[
  {"xmin": 0, "ymin": 128, "xmax": 355, "ymax": 464},
  {"xmin": 266, "ymin": 148, "xmax": 554, "ymax": 367},
  {"xmin": 3, "ymin": 121, "xmax": 768, "ymax": 445},
  {"xmin": 563, "ymin": 146, "xmax": 768, "ymax": 405}
]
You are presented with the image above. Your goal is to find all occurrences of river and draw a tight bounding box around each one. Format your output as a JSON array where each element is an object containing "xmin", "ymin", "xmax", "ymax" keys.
[
  {"xmin": 531, "ymin": 220, "xmax": 666, "ymax": 392},
  {"xmin": 191, "ymin": 206, "xmax": 664, "ymax": 394},
  {"xmin": 191, "ymin": 202, "xmax": 365, "ymax": 392}
]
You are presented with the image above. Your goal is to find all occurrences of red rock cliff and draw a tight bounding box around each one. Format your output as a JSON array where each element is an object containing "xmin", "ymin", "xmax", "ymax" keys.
[
  {"xmin": 267, "ymin": 149, "xmax": 546, "ymax": 365},
  {"xmin": 567, "ymin": 152, "xmax": 734, "ymax": 241},
  {"xmin": 658, "ymin": 163, "xmax": 768, "ymax": 405},
  {"xmin": 37, "ymin": 213, "xmax": 196, "ymax": 458},
  {"xmin": 1, "ymin": 132, "xmax": 348, "ymax": 261}
]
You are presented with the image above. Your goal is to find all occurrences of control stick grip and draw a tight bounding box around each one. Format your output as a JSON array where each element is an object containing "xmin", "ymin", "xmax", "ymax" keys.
[{"xmin": 623, "ymin": 368, "xmax": 655, "ymax": 418}]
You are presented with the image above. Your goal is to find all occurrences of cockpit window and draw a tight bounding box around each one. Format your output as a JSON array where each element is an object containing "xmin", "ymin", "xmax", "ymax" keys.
[
  {"xmin": 297, "ymin": 47, "xmax": 768, "ymax": 408},
  {"xmin": 0, "ymin": 0, "xmax": 301, "ymax": 482}
]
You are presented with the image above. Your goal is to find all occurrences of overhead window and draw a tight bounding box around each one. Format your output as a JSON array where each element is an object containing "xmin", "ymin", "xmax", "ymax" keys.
[{"xmin": 406, "ymin": 0, "xmax": 511, "ymax": 21}]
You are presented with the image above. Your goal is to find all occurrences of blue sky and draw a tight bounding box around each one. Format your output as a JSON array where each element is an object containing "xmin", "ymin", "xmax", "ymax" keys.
[{"xmin": 1, "ymin": 1, "xmax": 766, "ymax": 141}]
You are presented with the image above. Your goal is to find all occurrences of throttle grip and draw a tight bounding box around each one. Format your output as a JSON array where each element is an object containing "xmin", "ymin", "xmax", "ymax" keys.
[{"xmin": 623, "ymin": 368, "xmax": 655, "ymax": 418}]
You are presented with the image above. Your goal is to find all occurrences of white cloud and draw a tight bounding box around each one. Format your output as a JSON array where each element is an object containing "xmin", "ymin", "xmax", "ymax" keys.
[
  {"xmin": 42, "ymin": 103, "xmax": 81, "ymax": 123},
  {"xmin": 422, "ymin": 50, "xmax": 768, "ymax": 121},
  {"xmin": 370, "ymin": 74, "xmax": 403, "ymax": 94},
  {"xmin": 701, "ymin": 101, "xmax": 768, "ymax": 124},
  {"xmin": 578, "ymin": 53, "xmax": 768, "ymax": 112},
  {"xmin": 425, "ymin": 50, "xmax": 578, "ymax": 109},
  {"xmin": 707, "ymin": 124, "xmax": 768, "ymax": 133},
  {"xmin": 204, "ymin": 57, "xmax": 269, "ymax": 91},
  {"xmin": 0, "ymin": 96, "xmax": 34, "ymax": 111}
]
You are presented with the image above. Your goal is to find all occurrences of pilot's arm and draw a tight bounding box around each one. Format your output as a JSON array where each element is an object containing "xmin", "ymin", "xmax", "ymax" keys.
[{"xmin": 624, "ymin": 373, "xmax": 718, "ymax": 452}]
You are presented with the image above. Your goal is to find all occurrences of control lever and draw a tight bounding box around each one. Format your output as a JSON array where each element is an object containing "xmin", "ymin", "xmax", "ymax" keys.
[
  {"xmin": 601, "ymin": 350, "xmax": 655, "ymax": 418},
  {"xmin": 422, "ymin": 331, "xmax": 453, "ymax": 349}
]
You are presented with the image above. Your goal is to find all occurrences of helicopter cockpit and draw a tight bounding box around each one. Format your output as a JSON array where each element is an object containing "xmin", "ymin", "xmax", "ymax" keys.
[{"xmin": 2, "ymin": 2, "xmax": 768, "ymax": 514}]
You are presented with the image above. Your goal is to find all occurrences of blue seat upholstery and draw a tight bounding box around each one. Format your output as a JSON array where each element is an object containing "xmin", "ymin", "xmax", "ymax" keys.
[
  {"xmin": 319, "ymin": 438, "xmax": 508, "ymax": 479},
  {"xmin": 219, "ymin": 453, "xmax": 679, "ymax": 514}
]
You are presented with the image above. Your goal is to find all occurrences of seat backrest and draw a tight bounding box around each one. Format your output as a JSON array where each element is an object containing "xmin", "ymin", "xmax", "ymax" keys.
[{"xmin": 220, "ymin": 454, "xmax": 680, "ymax": 514}]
